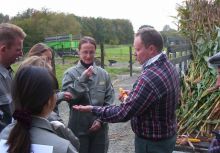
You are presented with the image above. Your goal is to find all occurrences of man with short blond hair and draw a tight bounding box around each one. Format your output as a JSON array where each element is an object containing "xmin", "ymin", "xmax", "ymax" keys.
[{"xmin": 0, "ymin": 23, "xmax": 26, "ymax": 131}]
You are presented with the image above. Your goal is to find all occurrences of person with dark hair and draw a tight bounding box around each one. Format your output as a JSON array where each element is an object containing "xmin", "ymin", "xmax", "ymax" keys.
[
  {"xmin": 0, "ymin": 23, "xmax": 26, "ymax": 131},
  {"xmin": 208, "ymin": 131, "xmax": 220, "ymax": 153},
  {"xmin": 207, "ymin": 53, "xmax": 220, "ymax": 153},
  {"xmin": 0, "ymin": 66, "xmax": 78, "ymax": 153},
  {"xmin": 18, "ymin": 56, "xmax": 80, "ymax": 150},
  {"xmin": 138, "ymin": 24, "xmax": 154, "ymax": 29},
  {"xmin": 72, "ymin": 28, "xmax": 180, "ymax": 153},
  {"xmin": 62, "ymin": 36, "xmax": 115, "ymax": 153}
]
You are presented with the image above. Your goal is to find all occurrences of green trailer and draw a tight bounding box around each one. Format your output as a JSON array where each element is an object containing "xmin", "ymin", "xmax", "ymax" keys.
[{"xmin": 44, "ymin": 34, "xmax": 80, "ymax": 57}]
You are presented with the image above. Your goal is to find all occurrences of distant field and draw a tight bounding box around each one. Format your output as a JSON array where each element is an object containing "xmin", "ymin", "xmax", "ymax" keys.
[{"xmin": 96, "ymin": 44, "xmax": 135, "ymax": 62}]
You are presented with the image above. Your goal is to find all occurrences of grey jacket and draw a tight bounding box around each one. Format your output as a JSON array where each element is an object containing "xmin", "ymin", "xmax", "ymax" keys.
[
  {"xmin": 0, "ymin": 116, "xmax": 78, "ymax": 153},
  {"xmin": 62, "ymin": 62, "xmax": 114, "ymax": 136}
]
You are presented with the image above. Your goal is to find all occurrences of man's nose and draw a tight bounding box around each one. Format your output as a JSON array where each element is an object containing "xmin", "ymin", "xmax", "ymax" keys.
[
  {"xmin": 133, "ymin": 52, "xmax": 137, "ymax": 56},
  {"xmin": 19, "ymin": 50, "xmax": 23, "ymax": 56}
]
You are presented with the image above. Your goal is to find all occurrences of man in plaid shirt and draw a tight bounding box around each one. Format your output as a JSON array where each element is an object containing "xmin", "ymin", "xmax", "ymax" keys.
[
  {"xmin": 208, "ymin": 131, "xmax": 220, "ymax": 153},
  {"xmin": 73, "ymin": 27, "xmax": 180, "ymax": 153}
]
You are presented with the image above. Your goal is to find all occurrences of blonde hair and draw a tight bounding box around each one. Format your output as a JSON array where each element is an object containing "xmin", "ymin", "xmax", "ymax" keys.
[
  {"xmin": 19, "ymin": 56, "xmax": 52, "ymax": 71},
  {"xmin": 0, "ymin": 23, "xmax": 26, "ymax": 48},
  {"xmin": 28, "ymin": 43, "xmax": 52, "ymax": 57}
]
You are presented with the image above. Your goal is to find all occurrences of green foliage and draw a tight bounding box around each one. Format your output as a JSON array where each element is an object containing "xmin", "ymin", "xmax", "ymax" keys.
[
  {"xmin": 9, "ymin": 8, "xmax": 81, "ymax": 51},
  {"xmin": 0, "ymin": 13, "xmax": 9, "ymax": 23},
  {"xmin": 77, "ymin": 16, "xmax": 134, "ymax": 45},
  {"xmin": 1, "ymin": 8, "xmax": 134, "ymax": 52}
]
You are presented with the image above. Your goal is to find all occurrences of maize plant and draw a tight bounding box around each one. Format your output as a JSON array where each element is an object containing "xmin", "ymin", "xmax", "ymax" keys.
[{"xmin": 176, "ymin": 0, "xmax": 220, "ymax": 137}]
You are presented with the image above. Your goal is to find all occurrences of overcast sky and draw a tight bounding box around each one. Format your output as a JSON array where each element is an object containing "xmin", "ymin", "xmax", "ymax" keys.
[{"xmin": 1, "ymin": 0, "xmax": 183, "ymax": 32}]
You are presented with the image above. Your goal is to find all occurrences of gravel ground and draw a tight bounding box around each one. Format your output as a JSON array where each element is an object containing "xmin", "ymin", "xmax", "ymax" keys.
[{"xmin": 59, "ymin": 72, "xmax": 139, "ymax": 153}]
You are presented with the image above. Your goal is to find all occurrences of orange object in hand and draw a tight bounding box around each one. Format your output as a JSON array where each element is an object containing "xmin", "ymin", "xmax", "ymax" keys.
[
  {"xmin": 119, "ymin": 88, "xmax": 128, "ymax": 99},
  {"xmin": 188, "ymin": 138, "xmax": 201, "ymax": 143}
]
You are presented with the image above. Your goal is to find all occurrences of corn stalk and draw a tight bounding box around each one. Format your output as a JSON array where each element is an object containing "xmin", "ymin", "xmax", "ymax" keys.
[{"xmin": 176, "ymin": 0, "xmax": 220, "ymax": 137}]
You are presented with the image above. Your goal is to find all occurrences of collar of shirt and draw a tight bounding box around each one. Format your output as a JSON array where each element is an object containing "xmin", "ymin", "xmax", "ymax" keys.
[
  {"xmin": 142, "ymin": 52, "xmax": 163, "ymax": 70},
  {"xmin": 0, "ymin": 64, "xmax": 12, "ymax": 79}
]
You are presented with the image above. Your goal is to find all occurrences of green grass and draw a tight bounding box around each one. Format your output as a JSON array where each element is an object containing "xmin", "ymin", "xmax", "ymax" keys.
[
  {"xmin": 96, "ymin": 45, "xmax": 135, "ymax": 62},
  {"xmin": 55, "ymin": 63, "xmax": 72, "ymax": 88}
]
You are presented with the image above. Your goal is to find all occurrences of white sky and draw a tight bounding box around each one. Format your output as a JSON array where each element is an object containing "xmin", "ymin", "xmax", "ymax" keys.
[{"xmin": 1, "ymin": 0, "xmax": 184, "ymax": 32}]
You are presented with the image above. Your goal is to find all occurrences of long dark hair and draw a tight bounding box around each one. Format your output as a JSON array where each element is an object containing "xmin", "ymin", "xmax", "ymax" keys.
[{"xmin": 7, "ymin": 66, "xmax": 58, "ymax": 153}]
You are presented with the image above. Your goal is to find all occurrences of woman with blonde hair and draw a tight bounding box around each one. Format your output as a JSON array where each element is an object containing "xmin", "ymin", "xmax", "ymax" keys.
[
  {"xmin": 28, "ymin": 43, "xmax": 53, "ymax": 65},
  {"xmin": 27, "ymin": 43, "xmax": 73, "ymax": 120}
]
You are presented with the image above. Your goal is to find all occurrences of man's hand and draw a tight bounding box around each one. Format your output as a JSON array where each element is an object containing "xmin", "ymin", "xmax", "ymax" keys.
[
  {"xmin": 72, "ymin": 105, "xmax": 93, "ymax": 112},
  {"xmin": 63, "ymin": 91, "xmax": 74, "ymax": 101},
  {"xmin": 118, "ymin": 89, "xmax": 130, "ymax": 102},
  {"xmin": 89, "ymin": 120, "xmax": 101, "ymax": 132}
]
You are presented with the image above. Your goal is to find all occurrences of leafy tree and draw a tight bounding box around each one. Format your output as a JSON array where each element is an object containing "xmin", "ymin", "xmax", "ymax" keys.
[
  {"xmin": 0, "ymin": 13, "xmax": 9, "ymax": 23},
  {"xmin": 10, "ymin": 8, "xmax": 81, "ymax": 51}
]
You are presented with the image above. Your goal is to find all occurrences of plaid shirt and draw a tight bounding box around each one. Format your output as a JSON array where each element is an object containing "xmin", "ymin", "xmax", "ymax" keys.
[{"xmin": 92, "ymin": 53, "xmax": 180, "ymax": 140}]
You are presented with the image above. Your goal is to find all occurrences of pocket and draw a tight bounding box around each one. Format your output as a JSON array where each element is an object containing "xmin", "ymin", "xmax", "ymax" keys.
[{"xmin": 91, "ymin": 85, "xmax": 106, "ymax": 105}]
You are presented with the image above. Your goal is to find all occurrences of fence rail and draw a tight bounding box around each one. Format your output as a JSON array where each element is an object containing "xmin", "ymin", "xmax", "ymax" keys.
[{"xmin": 168, "ymin": 44, "xmax": 192, "ymax": 76}]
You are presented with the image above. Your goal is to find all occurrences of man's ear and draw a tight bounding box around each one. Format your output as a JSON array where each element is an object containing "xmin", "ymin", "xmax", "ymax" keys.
[
  {"xmin": 148, "ymin": 45, "xmax": 156, "ymax": 53},
  {"xmin": 0, "ymin": 45, "xmax": 6, "ymax": 54}
]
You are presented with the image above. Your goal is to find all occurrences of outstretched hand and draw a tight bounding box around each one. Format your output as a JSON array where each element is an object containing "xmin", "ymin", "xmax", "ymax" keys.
[{"xmin": 72, "ymin": 105, "xmax": 93, "ymax": 112}]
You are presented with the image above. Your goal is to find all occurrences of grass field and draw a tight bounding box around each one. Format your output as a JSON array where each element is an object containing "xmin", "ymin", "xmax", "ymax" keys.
[{"xmin": 96, "ymin": 44, "xmax": 135, "ymax": 62}]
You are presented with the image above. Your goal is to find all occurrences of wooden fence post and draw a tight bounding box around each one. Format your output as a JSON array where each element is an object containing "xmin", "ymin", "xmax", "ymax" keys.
[
  {"xmin": 129, "ymin": 46, "xmax": 133, "ymax": 77},
  {"xmin": 52, "ymin": 50, "xmax": 56, "ymax": 76},
  {"xmin": 100, "ymin": 43, "xmax": 105, "ymax": 69}
]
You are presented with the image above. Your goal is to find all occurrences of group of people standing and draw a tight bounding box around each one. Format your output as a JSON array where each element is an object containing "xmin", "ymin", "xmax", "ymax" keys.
[
  {"xmin": 0, "ymin": 22, "xmax": 217, "ymax": 153},
  {"xmin": 0, "ymin": 23, "xmax": 115, "ymax": 153}
]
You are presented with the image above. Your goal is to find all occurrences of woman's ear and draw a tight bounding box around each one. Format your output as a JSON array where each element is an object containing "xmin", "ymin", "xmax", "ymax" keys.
[{"xmin": 47, "ymin": 94, "xmax": 56, "ymax": 112}]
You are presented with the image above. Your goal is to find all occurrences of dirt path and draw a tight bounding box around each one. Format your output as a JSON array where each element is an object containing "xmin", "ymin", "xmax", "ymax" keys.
[
  {"xmin": 107, "ymin": 74, "xmax": 138, "ymax": 153},
  {"xmin": 59, "ymin": 73, "xmax": 139, "ymax": 153}
]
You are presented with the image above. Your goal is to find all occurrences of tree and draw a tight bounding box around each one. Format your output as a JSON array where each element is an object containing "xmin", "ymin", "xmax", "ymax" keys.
[
  {"xmin": 0, "ymin": 13, "xmax": 9, "ymax": 23},
  {"xmin": 162, "ymin": 25, "xmax": 172, "ymax": 31},
  {"xmin": 11, "ymin": 8, "xmax": 81, "ymax": 50}
]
